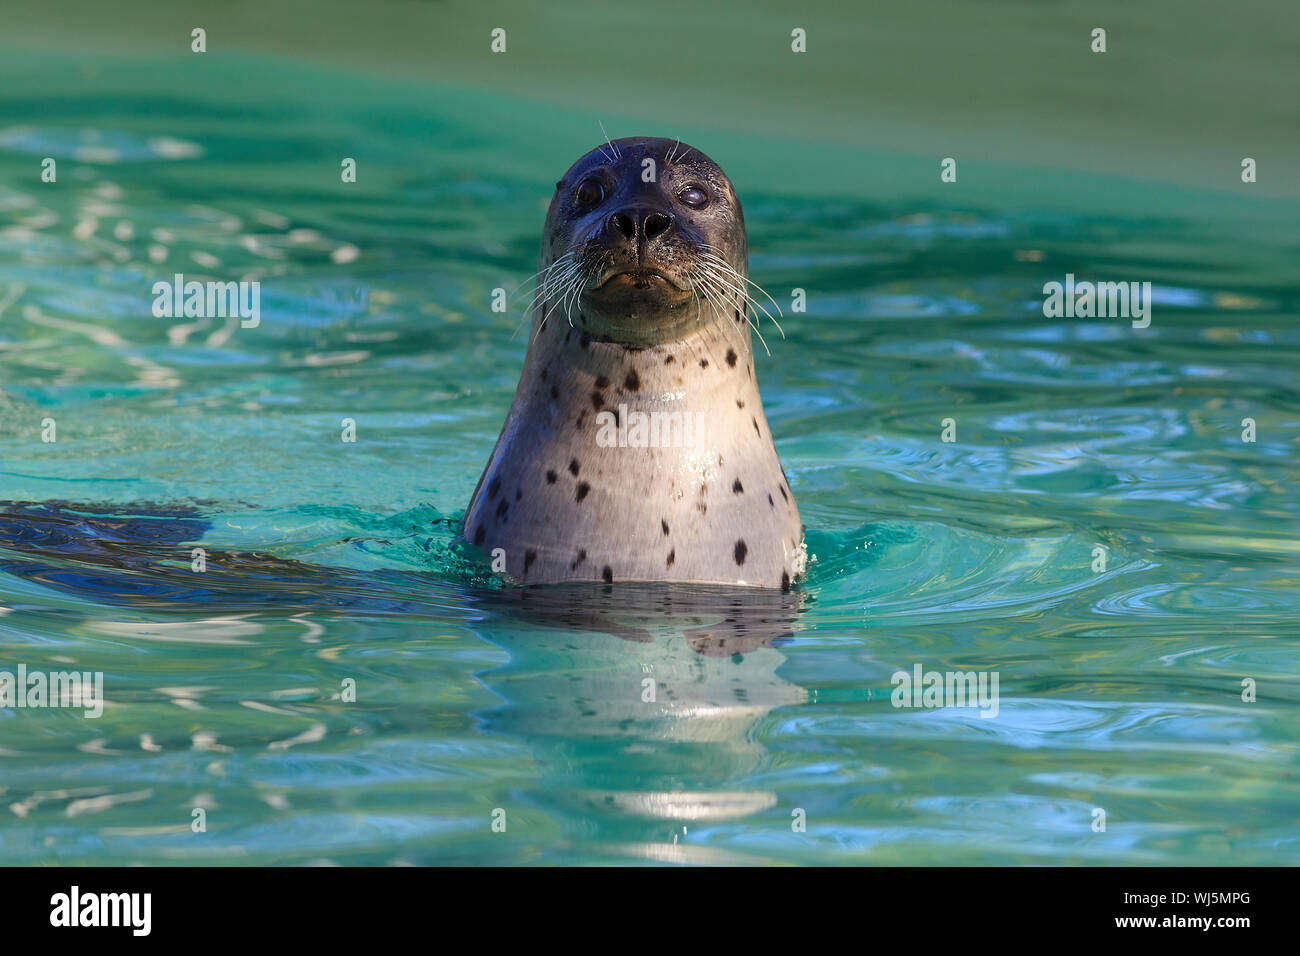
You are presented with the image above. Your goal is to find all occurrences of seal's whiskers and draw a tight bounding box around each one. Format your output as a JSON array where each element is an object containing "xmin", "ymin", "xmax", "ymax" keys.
[
  {"xmin": 692, "ymin": 261, "xmax": 775, "ymax": 354},
  {"xmin": 697, "ymin": 257, "xmax": 781, "ymax": 332},
  {"xmin": 510, "ymin": 253, "xmax": 580, "ymax": 339},
  {"xmin": 597, "ymin": 120, "xmax": 621, "ymax": 162},
  {"xmin": 692, "ymin": 265, "xmax": 770, "ymax": 356},
  {"xmin": 699, "ymin": 248, "xmax": 786, "ymax": 339},
  {"xmin": 702, "ymin": 244, "xmax": 783, "ymax": 313}
]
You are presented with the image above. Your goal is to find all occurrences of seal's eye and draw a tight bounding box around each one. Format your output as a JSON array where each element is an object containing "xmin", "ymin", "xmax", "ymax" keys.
[
  {"xmin": 574, "ymin": 178, "xmax": 605, "ymax": 207},
  {"xmin": 678, "ymin": 185, "xmax": 709, "ymax": 209}
]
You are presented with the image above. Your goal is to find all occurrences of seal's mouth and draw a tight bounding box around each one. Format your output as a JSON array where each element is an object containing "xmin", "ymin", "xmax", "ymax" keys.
[
  {"xmin": 577, "ymin": 263, "xmax": 698, "ymax": 345},
  {"xmin": 592, "ymin": 268, "xmax": 685, "ymax": 292}
]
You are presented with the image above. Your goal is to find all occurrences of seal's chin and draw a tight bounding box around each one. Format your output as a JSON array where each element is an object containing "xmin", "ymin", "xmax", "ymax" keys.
[{"xmin": 580, "ymin": 271, "xmax": 698, "ymax": 345}]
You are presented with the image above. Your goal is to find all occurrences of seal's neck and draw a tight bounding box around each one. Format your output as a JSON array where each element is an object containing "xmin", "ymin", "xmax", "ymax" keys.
[{"xmin": 523, "ymin": 296, "xmax": 758, "ymax": 397}]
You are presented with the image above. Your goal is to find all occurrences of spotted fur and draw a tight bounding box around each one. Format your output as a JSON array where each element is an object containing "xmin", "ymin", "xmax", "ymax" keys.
[{"xmin": 464, "ymin": 138, "xmax": 803, "ymax": 588}]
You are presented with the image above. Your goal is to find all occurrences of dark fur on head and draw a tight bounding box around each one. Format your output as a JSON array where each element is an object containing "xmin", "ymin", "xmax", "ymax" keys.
[{"xmin": 535, "ymin": 137, "xmax": 751, "ymax": 347}]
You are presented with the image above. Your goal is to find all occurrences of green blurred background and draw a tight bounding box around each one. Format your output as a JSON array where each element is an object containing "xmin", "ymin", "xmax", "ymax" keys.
[{"xmin": 6, "ymin": 0, "xmax": 1297, "ymax": 213}]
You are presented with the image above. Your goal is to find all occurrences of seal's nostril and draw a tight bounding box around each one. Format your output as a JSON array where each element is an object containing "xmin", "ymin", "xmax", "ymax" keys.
[
  {"xmin": 609, "ymin": 212, "xmax": 635, "ymax": 240},
  {"xmin": 644, "ymin": 212, "xmax": 672, "ymax": 241}
]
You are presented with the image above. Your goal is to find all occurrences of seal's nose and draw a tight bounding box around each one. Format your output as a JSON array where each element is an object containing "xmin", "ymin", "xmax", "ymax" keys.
[{"xmin": 608, "ymin": 207, "xmax": 674, "ymax": 244}]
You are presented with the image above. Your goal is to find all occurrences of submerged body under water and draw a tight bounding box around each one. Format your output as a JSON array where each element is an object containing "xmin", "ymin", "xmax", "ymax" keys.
[{"xmin": 1, "ymin": 52, "xmax": 1298, "ymax": 866}]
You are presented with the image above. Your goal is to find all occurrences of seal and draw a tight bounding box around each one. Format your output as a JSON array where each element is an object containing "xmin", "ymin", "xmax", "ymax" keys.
[{"xmin": 464, "ymin": 137, "xmax": 803, "ymax": 589}]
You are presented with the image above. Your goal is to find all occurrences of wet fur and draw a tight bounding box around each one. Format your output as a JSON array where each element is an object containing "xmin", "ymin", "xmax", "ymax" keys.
[{"xmin": 464, "ymin": 138, "xmax": 803, "ymax": 588}]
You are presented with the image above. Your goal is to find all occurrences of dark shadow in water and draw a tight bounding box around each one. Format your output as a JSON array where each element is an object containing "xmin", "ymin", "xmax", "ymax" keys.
[{"xmin": 0, "ymin": 500, "xmax": 809, "ymax": 654}]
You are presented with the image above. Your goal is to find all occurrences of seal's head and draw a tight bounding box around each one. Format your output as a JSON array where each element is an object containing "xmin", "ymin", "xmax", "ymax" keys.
[{"xmin": 540, "ymin": 137, "xmax": 747, "ymax": 347}]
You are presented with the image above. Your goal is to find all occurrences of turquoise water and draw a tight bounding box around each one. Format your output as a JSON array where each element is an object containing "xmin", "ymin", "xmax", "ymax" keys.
[{"xmin": 1, "ymin": 47, "xmax": 1298, "ymax": 866}]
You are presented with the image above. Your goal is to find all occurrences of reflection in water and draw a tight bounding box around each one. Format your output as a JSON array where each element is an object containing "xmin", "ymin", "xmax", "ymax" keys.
[
  {"xmin": 0, "ymin": 500, "xmax": 812, "ymax": 858},
  {"xmin": 468, "ymin": 582, "xmax": 811, "ymax": 856}
]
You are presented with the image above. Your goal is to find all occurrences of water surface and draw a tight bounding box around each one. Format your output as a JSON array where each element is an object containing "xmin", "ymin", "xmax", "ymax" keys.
[{"xmin": 0, "ymin": 39, "xmax": 1297, "ymax": 865}]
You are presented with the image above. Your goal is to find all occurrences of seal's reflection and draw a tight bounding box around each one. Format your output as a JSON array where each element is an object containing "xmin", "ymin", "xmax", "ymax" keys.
[
  {"xmin": 467, "ymin": 583, "xmax": 810, "ymax": 855},
  {"xmin": 0, "ymin": 502, "xmax": 813, "ymax": 859}
]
